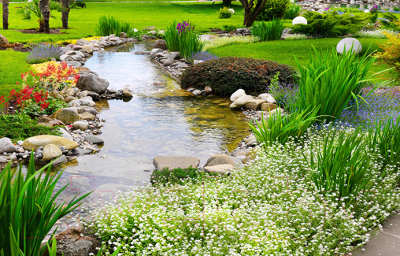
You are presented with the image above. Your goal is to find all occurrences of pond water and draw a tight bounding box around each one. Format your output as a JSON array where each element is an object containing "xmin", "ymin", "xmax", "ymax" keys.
[{"xmin": 52, "ymin": 43, "xmax": 250, "ymax": 223}]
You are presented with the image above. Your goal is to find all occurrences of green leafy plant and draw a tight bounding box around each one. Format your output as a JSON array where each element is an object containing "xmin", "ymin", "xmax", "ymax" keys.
[
  {"xmin": 95, "ymin": 15, "xmax": 136, "ymax": 37},
  {"xmin": 219, "ymin": 6, "xmax": 232, "ymax": 19},
  {"xmin": 379, "ymin": 12, "xmax": 400, "ymax": 31},
  {"xmin": 255, "ymin": 0, "xmax": 290, "ymax": 21},
  {"xmin": 181, "ymin": 57, "xmax": 295, "ymax": 96},
  {"xmin": 283, "ymin": 2, "xmax": 301, "ymax": 19},
  {"xmin": 164, "ymin": 20, "xmax": 180, "ymax": 52},
  {"xmin": 304, "ymin": 128, "xmax": 372, "ymax": 201},
  {"xmin": 251, "ymin": 19, "xmax": 285, "ymax": 41},
  {"xmin": 151, "ymin": 166, "xmax": 218, "ymax": 186},
  {"xmin": 248, "ymin": 107, "xmax": 320, "ymax": 148},
  {"xmin": 291, "ymin": 11, "xmax": 368, "ymax": 37},
  {"xmin": 222, "ymin": 24, "xmax": 237, "ymax": 32},
  {"xmin": 177, "ymin": 21, "xmax": 204, "ymax": 62},
  {"xmin": 294, "ymin": 47, "xmax": 377, "ymax": 122},
  {"xmin": 0, "ymin": 113, "xmax": 62, "ymax": 142},
  {"xmin": 0, "ymin": 154, "xmax": 91, "ymax": 256}
]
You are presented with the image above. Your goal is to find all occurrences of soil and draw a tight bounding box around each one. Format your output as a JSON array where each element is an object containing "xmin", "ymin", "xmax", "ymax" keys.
[
  {"xmin": 209, "ymin": 28, "xmax": 228, "ymax": 33},
  {"xmin": 17, "ymin": 28, "xmax": 65, "ymax": 34},
  {"xmin": 0, "ymin": 44, "xmax": 31, "ymax": 52}
]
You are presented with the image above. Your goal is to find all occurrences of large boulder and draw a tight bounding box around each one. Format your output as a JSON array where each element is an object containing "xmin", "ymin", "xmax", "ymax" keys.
[
  {"xmin": 245, "ymin": 99, "xmax": 267, "ymax": 110},
  {"xmin": 76, "ymin": 71, "xmax": 109, "ymax": 94},
  {"xmin": 204, "ymin": 154, "xmax": 236, "ymax": 167},
  {"xmin": 154, "ymin": 39, "xmax": 168, "ymax": 50},
  {"xmin": 204, "ymin": 164, "xmax": 234, "ymax": 175},
  {"xmin": 0, "ymin": 138, "xmax": 17, "ymax": 154},
  {"xmin": 230, "ymin": 95, "xmax": 254, "ymax": 109},
  {"xmin": 56, "ymin": 107, "xmax": 80, "ymax": 124},
  {"xmin": 150, "ymin": 48, "xmax": 163, "ymax": 58},
  {"xmin": 153, "ymin": 156, "xmax": 200, "ymax": 171},
  {"xmin": 0, "ymin": 34, "xmax": 9, "ymax": 47},
  {"xmin": 42, "ymin": 144, "xmax": 62, "ymax": 161},
  {"xmin": 23, "ymin": 135, "xmax": 79, "ymax": 151},
  {"xmin": 230, "ymin": 89, "xmax": 246, "ymax": 102},
  {"xmin": 72, "ymin": 121, "xmax": 89, "ymax": 130}
]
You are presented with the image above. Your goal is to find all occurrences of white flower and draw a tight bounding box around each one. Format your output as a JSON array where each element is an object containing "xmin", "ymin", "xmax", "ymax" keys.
[{"xmin": 228, "ymin": 8, "xmax": 235, "ymax": 14}]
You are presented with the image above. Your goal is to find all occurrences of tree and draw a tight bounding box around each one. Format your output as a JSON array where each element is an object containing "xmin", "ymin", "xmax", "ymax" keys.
[
  {"xmin": 2, "ymin": 0, "xmax": 9, "ymax": 30},
  {"xmin": 61, "ymin": 0, "xmax": 70, "ymax": 29},
  {"xmin": 39, "ymin": 0, "xmax": 50, "ymax": 33},
  {"xmin": 239, "ymin": 0, "xmax": 268, "ymax": 27},
  {"xmin": 17, "ymin": 0, "xmax": 62, "ymax": 33},
  {"xmin": 223, "ymin": 0, "xmax": 233, "ymax": 4}
]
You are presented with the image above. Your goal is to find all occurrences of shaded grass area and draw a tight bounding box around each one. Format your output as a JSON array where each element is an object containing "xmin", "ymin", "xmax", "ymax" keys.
[
  {"xmin": 0, "ymin": 2, "xmax": 245, "ymax": 43},
  {"xmin": 210, "ymin": 38, "xmax": 395, "ymax": 82},
  {"xmin": 0, "ymin": 51, "xmax": 30, "ymax": 97}
]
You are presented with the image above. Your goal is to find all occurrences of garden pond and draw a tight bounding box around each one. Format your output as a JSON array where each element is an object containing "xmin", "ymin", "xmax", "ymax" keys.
[{"xmin": 50, "ymin": 42, "xmax": 250, "ymax": 228}]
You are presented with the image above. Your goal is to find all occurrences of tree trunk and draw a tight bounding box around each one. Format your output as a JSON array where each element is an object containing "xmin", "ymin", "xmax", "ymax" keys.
[
  {"xmin": 239, "ymin": 0, "xmax": 268, "ymax": 27},
  {"xmin": 61, "ymin": 0, "xmax": 70, "ymax": 29},
  {"xmin": 222, "ymin": 0, "xmax": 233, "ymax": 4},
  {"xmin": 2, "ymin": 0, "xmax": 9, "ymax": 30},
  {"xmin": 39, "ymin": 0, "xmax": 50, "ymax": 34}
]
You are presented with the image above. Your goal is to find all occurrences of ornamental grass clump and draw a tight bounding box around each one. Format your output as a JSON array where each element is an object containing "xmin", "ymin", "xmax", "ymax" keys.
[
  {"xmin": 295, "ymin": 47, "xmax": 377, "ymax": 122},
  {"xmin": 95, "ymin": 15, "xmax": 136, "ymax": 37},
  {"xmin": 26, "ymin": 44, "xmax": 61, "ymax": 64},
  {"xmin": 0, "ymin": 154, "xmax": 91, "ymax": 256},
  {"xmin": 251, "ymin": 19, "xmax": 285, "ymax": 41}
]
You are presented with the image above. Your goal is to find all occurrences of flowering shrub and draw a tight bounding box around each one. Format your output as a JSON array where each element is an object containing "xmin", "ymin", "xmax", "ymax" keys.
[
  {"xmin": 219, "ymin": 7, "xmax": 232, "ymax": 19},
  {"xmin": 355, "ymin": 29, "xmax": 399, "ymax": 38},
  {"xmin": 26, "ymin": 44, "xmax": 62, "ymax": 64},
  {"xmin": 85, "ymin": 125, "xmax": 400, "ymax": 255},
  {"xmin": 282, "ymin": 33, "xmax": 308, "ymax": 40},
  {"xmin": 191, "ymin": 51, "xmax": 219, "ymax": 62},
  {"xmin": 376, "ymin": 31, "xmax": 400, "ymax": 72},
  {"xmin": 202, "ymin": 35, "xmax": 259, "ymax": 51},
  {"xmin": 8, "ymin": 86, "xmax": 49, "ymax": 111},
  {"xmin": 370, "ymin": 4, "xmax": 378, "ymax": 14},
  {"xmin": 0, "ymin": 95, "xmax": 7, "ymax": 114},
  {"xmin": 30, "ymin": 61, "xmax": 80, "ymax": 91}
]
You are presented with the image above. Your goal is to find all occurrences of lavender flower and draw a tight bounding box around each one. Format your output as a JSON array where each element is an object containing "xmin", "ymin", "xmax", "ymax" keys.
[
  {"xmin": 191, "ymin": 51, "xmax": 219, "ymax": 62},
  {"xmin": 370, "ymin": 4, "xmax": 378, "ymax": 14},
  {"xmin": 26, "ymin": 44, "xmax": 62, "ymax": 64},
  {"xmin": 176, "ymin": 21, "xmax": 194, "ymax": 34}
]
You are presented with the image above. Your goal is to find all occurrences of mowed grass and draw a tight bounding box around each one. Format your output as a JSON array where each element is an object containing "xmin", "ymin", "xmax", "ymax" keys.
[
  {"xmin": 0, "ymin": 51, "xmax": 31, "ymax": 97},
  {"xmin": 210, "ymin": 38, "xmax": 395, "ymax": 82},
  {"xmin": 0, "ymin": 2, "xmax": 246, "ymax": 43}
]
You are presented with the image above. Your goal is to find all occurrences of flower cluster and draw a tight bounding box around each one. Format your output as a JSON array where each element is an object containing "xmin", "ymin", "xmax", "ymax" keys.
[
  {"xmin": 282, "ymin": 33, "xmax": 308, "ymax": 40},
  {"xmin": 29, "ymin": 61, "xmax": 80, "ymax": 91},
  {"xmin": 0, "ymin": 95, "xmax": 7, "ymax": 113},
  {"xmin": 202, "ymin": 35, "xmax": 259, "ymax": 51},
  {"xmin": 8, "ymin": 86, "xmax": 49, "ymax": 110},
  {"xmin": 356, "ymin": 29, "xmax": 399, "ymax": 39},
  {"xmin": 26, "ymin": 44, "xmax": 62, "ymax": 64},
  {"xmin": 191, "ymin": 51, "xmax": 219, "ymax": 62},
  {"xmin": 176, "ymin": 21, "xmax": 194, "ymax": 34},
  {"xmin": 370, "ymin": 4, "xmax": 378, "ymax": 14}
]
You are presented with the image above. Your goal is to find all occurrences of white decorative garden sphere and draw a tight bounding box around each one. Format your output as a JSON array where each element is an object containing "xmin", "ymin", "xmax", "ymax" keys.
[
  {"xmin": 336, "ymin": 38, "xmax": 362, "ymax": 54},
  {"xmin": 292, "ymin": 16, "xmax": 307, "ymax": 26},
  {"xmin": 364, "ymin": 9, "xmax": 370, "ymax": 13}
]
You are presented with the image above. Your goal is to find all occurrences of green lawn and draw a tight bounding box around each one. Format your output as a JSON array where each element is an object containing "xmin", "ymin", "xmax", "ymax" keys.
[
  {"xmin": 0, "ymin": 51, "xmax": 31, "ymax": 97},
  {"xmin": 0, "ymin": 2, "xmax": 246, "ymax": 43},
  {"xmin": 210, "ymin": 38, "xmax": 394, "ymax": 80}
]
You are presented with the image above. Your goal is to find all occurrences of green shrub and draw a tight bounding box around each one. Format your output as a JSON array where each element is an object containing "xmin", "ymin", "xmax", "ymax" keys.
[
  {"xmin": 249, "ymin": 107, "xmax": 320, "ymax": 148},
  {"xmin": 255, "ymin": 0, "xmax": 290, "ymax": 21},
  {"xmin": 222, "ymin": 24, "xmax": 237, "ymax": 32},
  {"xmin": 219, "ymin": 6, "xmax": 232, "ymax": 19},
  {"xmin": 0, "ymin": 113, "xmax": 62, "ymax": 142},
  {"xmin": 304, "ymin": 128, "xmax": 372, "ymax": 201},
  {"xmin": 291, "ymin": 11, "xmax": 368, "ymax": 37},
  {"xmin": 21, "ymin": 96, "xmax": 68, "ymax": 118},
  {"xmin": 151, "ymin": 166, "xmax": 218, "ymax": 186},
  {"xmin": 95, "ymin": 15, "xmax": 136, "ymax": 37},
  {"xmin": 283, "ymin": 2, "xmax": 301, "ymax": 19},
  {"xmin": 0, "ymin": 154, "xmax": 91, "ymax": 256},
  {"xmin": 251, "ymin": 19, "xmax": 285, "ymax": 41},
  {"xmin": 181, "ymin": 57, "xmax": 295, "ymax": 96},
  {"xmin": 294, "ymin": 47, "xmax": 376, "ymax": 122},
  {"xmin": 164, "ymin": 20, "xmax": 180, "ymax": 52}
]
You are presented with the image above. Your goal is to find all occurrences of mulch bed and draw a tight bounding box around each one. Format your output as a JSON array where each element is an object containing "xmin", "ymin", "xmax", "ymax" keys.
[
  {"xmin": 0, "ymin": 44, "xmax": 31, "ymax": 52},
  {"xmin": 17, "ymin": 28, "xmax": 64, "ymax": 34}
]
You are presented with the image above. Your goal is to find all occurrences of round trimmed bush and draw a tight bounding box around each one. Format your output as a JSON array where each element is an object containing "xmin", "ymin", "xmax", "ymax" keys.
[{"xmin": 181, "ymin": 57, "xmax": 295, "ymax": 96}]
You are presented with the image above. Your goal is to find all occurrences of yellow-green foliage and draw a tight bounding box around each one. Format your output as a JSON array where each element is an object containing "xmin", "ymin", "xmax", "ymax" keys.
[{"xmin": 377, "ymin": 31, "xmax": 400, "ymax": 72}]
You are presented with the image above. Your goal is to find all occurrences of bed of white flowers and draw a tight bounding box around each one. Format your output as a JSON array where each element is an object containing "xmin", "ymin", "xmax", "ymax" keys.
[
  {"xmin": 355, "ymin": 29, "xmax": 399, "ymax": 39},
  {"xmin": 202, "ymin": 36, "xmax": 260, "ymax": 52},
  {"xmin": 84, "ymin": 125, "xmax": 400, "ymax": 255},
  {"xmin": 282, "ymin": 34, "xmax": 308, "ymax": 40}
]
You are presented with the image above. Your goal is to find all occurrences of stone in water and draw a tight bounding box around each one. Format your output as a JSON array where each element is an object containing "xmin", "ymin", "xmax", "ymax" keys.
[
  {"xmin": 292, "ymin": 16, "xmax": 307, "ymax": 25},
  {"xmin": 336, "ymin": 38, "xmax": 362, "ymax": 54}
]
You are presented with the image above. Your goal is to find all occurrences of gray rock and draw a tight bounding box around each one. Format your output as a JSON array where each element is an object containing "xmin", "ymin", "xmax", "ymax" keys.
[
  {"xmin": 150, "ymin": 48, "xmax": 163, "ymax": 58},
  {"xmin": 85, "ymin": 136, "xmax": 104, "ymax": 145},
  {"xmin": 230, "ymin": 95, "xmax": 254, "ymax": 109},
  {"xmin": 122, "ymin": 88, "xmax": 133, "ymax": 97},
  {"xmin": 50, "ymin": 155, "xmax": 68, "ymax": 167},
  {"xmin": 204, "ymin": 154, "xmax": 236, "ymax": 167},
  {"xmin": 154, "ymin": 39, "xmax": 167, "ymax": 50},
  {"xmin": 153, "ymin": 156, "xmax": 200, "ymax": 171},
  {"xmin": 230, "ymin": 89, "xmax": 246, "ymax": 102},
  {"xmin": 163, "ymin": 59, "xmax": 173, "ymax": 66},
  {"xmin": 43, "ymin": 144, "xmax": 62, "ymax": 161},
  {"xmin": 174, "ymin": 62, "xmax": 189, "ymax": 69},
  {"xmin": 80, "ymin": 106, "xmax": 98, "ymax": 115},
  {"xmin": 107, "ymin": 88, "xmax": 117, "ymax": 93},
  {"xmin": 58, "ymin": 128, "xmax": 73, "ymax": 141},
  {"xmin": 87, "ymin": 91, "xmax": 99, "ymax": 101},
  {"xmin": 192, "ymin": 90, "xmax": 202, "ymax": 96},
  {"xmin": 0, "ymin": 156, "xmax": 8, "ymax": 163},
  {"xmin": 72, "ymin": 121, "xmax": 89, "ymax": 131},
  {"xmin": 56, "ymin": 107, "xmax": 79, "ymax": 124},
  {"xmin": 67, "ymin": 148, "xmax": 81, "ymax": 156},
  {"xmin": 165, "ymin": 52, "xmax": 180, "ymax": 60},
  {"xmin": 76, "ymin": 71, "xmax": 109, "ymax": 94},
  {"xmin": 0, "ymin": 137, "xmax": 17, "ymax": 154},
  {"xmin": 66, "ymin": 61, "xmax": 82, "ymax": 68},
  {"xmin": 204, "ymin": 164, "xmax": 234, "ymax": 175}
]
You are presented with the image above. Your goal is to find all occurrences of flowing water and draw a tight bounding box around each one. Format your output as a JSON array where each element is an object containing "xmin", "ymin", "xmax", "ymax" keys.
[{"xmin": 51, "ymin": 43, "xmax": 251, "ymax": 227}]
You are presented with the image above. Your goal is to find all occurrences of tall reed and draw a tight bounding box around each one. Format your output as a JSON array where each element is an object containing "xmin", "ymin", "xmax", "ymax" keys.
[
  {"xmin": 164, "ymin": 20, "xmax": 180, "ymax": 52},
  {"xmin": 295, "ymin": 47, "xmax": 376, "ymax": 122},
  {"xmin": 251, "ymin": 19, "xmax": 285, "ymax": 41},
  {"xmin": 95, "ymin": 15, "xmax": 136, "ymax": 37},
  {"xmin": 0, "ymin": 154, "xmax": 91, "ymax": 256}
]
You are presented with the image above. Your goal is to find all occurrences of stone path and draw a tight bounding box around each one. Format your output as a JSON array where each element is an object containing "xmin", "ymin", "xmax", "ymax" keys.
[{"xmin": 355, "ymin": 210, "xmax": 400, "ymax": 256}]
